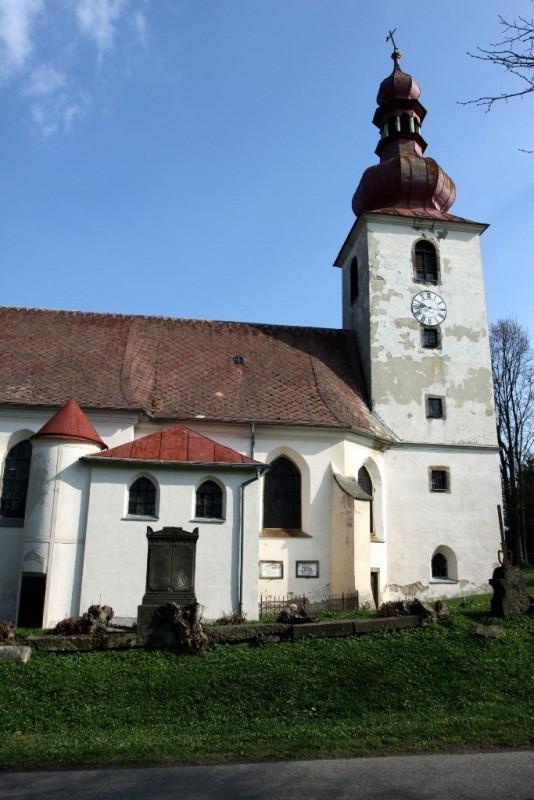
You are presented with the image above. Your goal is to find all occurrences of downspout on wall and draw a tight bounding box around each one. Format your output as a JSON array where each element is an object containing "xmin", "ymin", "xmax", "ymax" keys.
[{"xmin": 238, "ymin": 464, "xmax": 267, "ymax": 616}]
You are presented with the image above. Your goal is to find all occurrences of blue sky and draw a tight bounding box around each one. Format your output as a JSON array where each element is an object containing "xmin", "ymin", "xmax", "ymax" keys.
[{"xmin": 0, "ymin": 0, "xmax": 533, "ymax": 333}]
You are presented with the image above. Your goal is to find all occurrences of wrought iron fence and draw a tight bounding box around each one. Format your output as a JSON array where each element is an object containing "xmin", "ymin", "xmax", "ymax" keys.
[{"xmin": 259, "ymin": 591, "xmax": 359, "ymax": 618}]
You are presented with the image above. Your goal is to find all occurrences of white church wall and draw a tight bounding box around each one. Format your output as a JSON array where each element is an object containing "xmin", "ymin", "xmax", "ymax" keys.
[
  {"xmin": 255, "ymin": 428, "xmax": 345, "ymax": 601},
  {"xmin": 80, "ymin": 465, "xmax": 262, "ymax": 621},
  {"xmin": 383, "ymin": 446, "xmax": 501, "ymax": 600},
  {"xmin": 341, "ymin": 216, "xmax": 497, "ymax": 447}
]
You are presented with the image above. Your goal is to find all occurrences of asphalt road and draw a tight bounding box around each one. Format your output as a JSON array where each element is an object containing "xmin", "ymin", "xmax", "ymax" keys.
[{"xmin": 2, "ymin": 750, "xmax": 534, "ymax": 800}]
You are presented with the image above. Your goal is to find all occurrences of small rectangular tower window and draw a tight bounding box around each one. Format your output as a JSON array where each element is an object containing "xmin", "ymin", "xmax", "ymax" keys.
[
  {"xmin": 426, "ymin": 396, "xmax": 445, "ymax": 419},
  {"xmin": 350, "ymin": 257, "xmax": 359, "ymax": 304},
  {"xmin": 421, "ymin": 326, "xmax": 440, "ymax": 349},
  {"xmin": 430, "ymin": 468, "xmax": 449, "ymax": 492}
]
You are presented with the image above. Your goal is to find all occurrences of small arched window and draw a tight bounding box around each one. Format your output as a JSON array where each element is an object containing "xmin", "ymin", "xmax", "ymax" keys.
[
  {"xmin": 400, "ymin": 113, "xmax": 411, "ymax": 133},
  {"xmin": 263, "ymin": 456, "xmax": 301, "ymax": 530},
  {"xmin": 432, "ymin": 552, "xmax": 448, "ymax": 579},
  {"xmin": 350, "ymin": 257, "xmax": 359, "ymax": 304},
  {"xmin": 196, "ymin": 480, "xmax": 223, "ymax": 519},
  {"xmin": 414, "ymin": 240, "xmax": 438, "ymax": 283},
  {"xmin": 1, "ymin": 440, "xmax": 32, "ymax": 519},
  {"xmin": 128, "ymin": 477, "xmax": 156, "ymax": 517},
  {"xmin": 357, "ymin": 466, "xmax": 374, "ymax": 534}
]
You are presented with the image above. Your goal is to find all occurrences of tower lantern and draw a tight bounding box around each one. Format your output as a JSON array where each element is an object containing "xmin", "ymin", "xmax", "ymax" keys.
[{"xmin": 352, "ymin": 48, "xmax": 456, "ymax": 217}]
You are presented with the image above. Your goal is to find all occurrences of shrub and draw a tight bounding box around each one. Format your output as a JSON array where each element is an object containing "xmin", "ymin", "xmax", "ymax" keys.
[
  {"xmin": 0, "ymin": 620, "xmax": 15, "ymax": 642},
  {"xmin": 377, "ymin": 601, "xmax": 407, "ymax": 618},
  {"xmin": 54, "ymin": 605, "xmax": 114, "ymax": 635}
]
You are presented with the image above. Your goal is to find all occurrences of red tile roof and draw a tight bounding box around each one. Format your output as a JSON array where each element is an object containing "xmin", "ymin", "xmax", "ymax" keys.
[
  {"xmin": 92, "ymin": 423, "xmax": 260, "ymax": 465},
  {"xmin": 0, "ymin": 306, "xmax": 386, "ymax": 437},
  {"xmin": 34, "ymin": 398, "xmax": 106, "ymax": 448}
]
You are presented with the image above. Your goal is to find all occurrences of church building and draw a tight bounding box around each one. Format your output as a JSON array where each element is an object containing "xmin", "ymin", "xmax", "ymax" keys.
[{"xmin": 0, "ymin": 49, "xmax": 502, "ymax": 628}]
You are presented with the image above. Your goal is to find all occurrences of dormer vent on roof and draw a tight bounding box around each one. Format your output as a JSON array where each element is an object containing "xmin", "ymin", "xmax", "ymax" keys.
[{"xmin": 352, "ymin": 47, "xmax": 456, "ymax": 218}]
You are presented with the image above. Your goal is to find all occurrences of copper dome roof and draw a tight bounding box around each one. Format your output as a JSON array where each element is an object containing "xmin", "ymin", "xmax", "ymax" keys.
[
  {"xmin": 377, "ymin": 51, "xmax": 421, "ymax": 105},
  {"xmin": 352, "ymin": 50, "xmax": 456, "ymax": 219}
]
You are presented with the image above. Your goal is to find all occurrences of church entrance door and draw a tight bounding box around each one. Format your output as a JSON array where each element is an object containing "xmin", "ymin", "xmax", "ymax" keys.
[{"xmin": 17, "ymin": 573, "xmax": 46, "ymax": 628}]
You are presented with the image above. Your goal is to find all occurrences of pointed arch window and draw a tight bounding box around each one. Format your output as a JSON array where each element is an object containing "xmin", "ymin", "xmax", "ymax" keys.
[
  {"xmin": 128, "ymin": 477, "xmax": 157, "ymax": 517},
  {"xmin": 414, "ymin": 240, "xmax": 438, "ymax": 283},
  {"xmin": 1, "ymin": 440, "xmax": 32, "ymax": 520},
  {"xmin": 196, "ymin": 480, "xmax": 223, "ymax": 519},
  {"xmin": 357, "ymin": 466, "xmax": 374, "ymax": 534},
  {"xmin": 263, "ymin": 456, "xmax": 301, "ymax": 530}
]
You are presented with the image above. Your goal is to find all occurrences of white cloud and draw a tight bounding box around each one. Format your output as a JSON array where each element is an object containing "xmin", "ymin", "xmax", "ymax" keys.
[
  {"xmin": 30, "ymin": 90, "xmax": 88, "ymax": 138},
  {"xmin": 24, "ymin": 63, "xmax": 66, "ymax": 96},
  {"xmin": 132, "ymin": 10, "xmax": 147, "ymax": 48},
  {"xmin": 0, "ymin": 0, "xmax": 148, "ymax": 137},
  {"xmin": 0, "ymin": 0, "xmax": 43, "ymax": 83},
  {"xmin": 75, "ymin": 0, "xmax": 129, "ymax": 58}
]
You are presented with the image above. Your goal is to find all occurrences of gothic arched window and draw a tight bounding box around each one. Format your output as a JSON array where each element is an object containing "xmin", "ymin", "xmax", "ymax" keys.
[
  {"xmin": 263, "ymin": 456, "xmax": 301, "ymax": 530},
  {"xmin": 358, "ymin": 466, "xmax": 374, "ymax": 534},
  {"xmin": 128, "ymin": 477, "xmax": 157, "ymax": 517},
  {"xmin": 0, "ymin": 440, "xmax": 32, "ymax": 519},
  {"xmin": 432, "ymin": 552, "xmax": 448, "ymax": 579},
  {"xmin": 196, "ymin": 480, "xmax": 223, "ymax": 519},
  {"xmin": 414, "ymin": 240, "xmax": 438, "ymax": 283}
]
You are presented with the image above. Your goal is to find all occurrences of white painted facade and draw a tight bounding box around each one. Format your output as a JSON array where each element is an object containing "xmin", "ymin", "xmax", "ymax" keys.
[{"xmin": 0, "ymin": 97, "xmax": 503, "ymax": 626}]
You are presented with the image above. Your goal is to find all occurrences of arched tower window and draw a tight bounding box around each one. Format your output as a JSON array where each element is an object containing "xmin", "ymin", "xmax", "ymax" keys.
[
  {"xmin": 128, "ymin": 477, "xmax": 156, "ymax": 517},
  {"xmin": 350, "ymin": 257, "xmax": 359, "ymax": 304},
  {"xmin": 0, "ymin": 440, "xmax": 32, "ymax": 519},
  {"xmin": 357, "ymin": 466, "xmax": 374, "ymax": 534},
  {"xmin": 196, "ymin": 480, "xmax": 223, "ymax": 519},
  {"xmin": 400, "ymin": 113, "xmax": 411, "ymax": 133},
  {"xmin": 414, "ymin": 240, "xmax": 438, "ymax": 283},
  {"xmin": 431, "ymin": 552, "xmax": 448, "ymax": 579},
  {"xmin": 263, "ymin": 456, "xmax": 301, "ymax": 530}
]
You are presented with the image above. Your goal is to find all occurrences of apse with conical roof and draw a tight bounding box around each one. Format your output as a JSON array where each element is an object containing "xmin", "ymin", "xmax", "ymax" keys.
[{"xmin": 352, "ymin": 48, "xmax": 456, "ymax": 218}]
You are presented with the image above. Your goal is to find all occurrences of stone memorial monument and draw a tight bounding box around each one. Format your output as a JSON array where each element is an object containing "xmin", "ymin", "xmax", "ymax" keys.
[{"xmin": 137, "ymin": 526, "xmax": 199, "ymax": 643}]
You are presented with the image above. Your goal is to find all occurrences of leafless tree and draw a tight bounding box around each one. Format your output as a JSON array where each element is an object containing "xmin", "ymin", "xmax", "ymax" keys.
[
  {"xmin": 464, "ymin": 13, "xmax": 534, "ymax": 112},
  {"xmin": 490, "ymin": 319, "xmax": 534, "ymax": 564}
]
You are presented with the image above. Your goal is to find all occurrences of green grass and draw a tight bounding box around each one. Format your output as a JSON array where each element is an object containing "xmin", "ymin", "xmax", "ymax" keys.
[{"xmin": 1, "ymin": 594, "xmax": 533, "ymax": 770}]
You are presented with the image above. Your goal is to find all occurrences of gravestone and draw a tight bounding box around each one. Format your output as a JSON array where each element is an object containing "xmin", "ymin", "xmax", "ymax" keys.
[
  {"xmin": 489, "ymin": 564, "xmax": 530, "ymax": 618},
  {"xmin": 137, "ymin": 526, "xmax": 199, "ymax": 643}
]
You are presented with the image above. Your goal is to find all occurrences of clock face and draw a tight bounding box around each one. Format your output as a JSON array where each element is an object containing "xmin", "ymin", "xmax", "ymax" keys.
[{"xmin": 411, "ymin": 291, "xmax": 447, "ymax": 327}]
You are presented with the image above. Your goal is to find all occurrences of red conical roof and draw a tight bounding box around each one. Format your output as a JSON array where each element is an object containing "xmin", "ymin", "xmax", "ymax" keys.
[{"xmin": 34, "ymin": 399, "xmax": 106, "ymax": 448}]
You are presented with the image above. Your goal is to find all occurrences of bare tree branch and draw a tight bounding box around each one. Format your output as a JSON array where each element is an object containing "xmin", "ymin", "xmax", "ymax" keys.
[
  {"xmin": 461, "ymin": 11, "xmax": 534, "ymax": 149},
  {"xmin": 490, "ymin": 318, "xmax": 534, "ymax": 564}
]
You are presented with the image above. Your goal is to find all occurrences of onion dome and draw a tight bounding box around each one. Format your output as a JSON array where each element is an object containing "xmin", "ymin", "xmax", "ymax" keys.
[
  {"xmin": 33, "ymin": 398, "xmax": 107, "ymax": 449},
  {"xmin": 377, "ymin": 50, "xmax": 421, "ymax": 105},
  {"xmin": 352, "ymin": 49, "xmax": 456, "ymax": 217}
]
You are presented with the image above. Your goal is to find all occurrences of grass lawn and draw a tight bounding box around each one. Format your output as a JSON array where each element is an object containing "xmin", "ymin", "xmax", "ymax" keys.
[{"xmin": 1, "ymin": 590, "xmax": 533, "ymax": 770}]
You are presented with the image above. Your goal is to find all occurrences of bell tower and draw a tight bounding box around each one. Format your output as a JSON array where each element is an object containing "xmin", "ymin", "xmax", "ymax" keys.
[{"xmin": 334, "ymin": 47, "xmax": 497, "ymax": 448}]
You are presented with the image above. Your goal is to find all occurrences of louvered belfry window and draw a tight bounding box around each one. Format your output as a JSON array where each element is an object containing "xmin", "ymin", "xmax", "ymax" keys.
[
  {"xmin": 263, "ymin": 456, "xmax": 301, "ymax": 529},
  {"xmin": 128, "ymin": 477, "xmax": 156, "ymax": 516},
  {"xmin": 196, "ymin": 480, "xmax": 223, "ymax": 519},
  {"xmin": 415, "ymin": 240, "xmax": 438, "ymax": 282},
  {"xmin": 0, "ymin": 440, "xmax": 32, "ymax": 519}
]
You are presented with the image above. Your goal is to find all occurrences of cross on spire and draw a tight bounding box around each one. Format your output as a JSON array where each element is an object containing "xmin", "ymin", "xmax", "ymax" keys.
[{"xmin": 386, "ymin": 28, "xmax": 398, "ymax": 50}]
